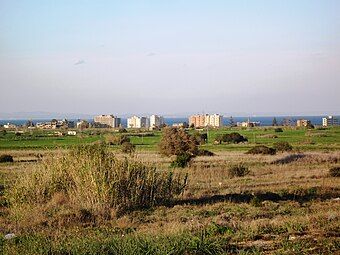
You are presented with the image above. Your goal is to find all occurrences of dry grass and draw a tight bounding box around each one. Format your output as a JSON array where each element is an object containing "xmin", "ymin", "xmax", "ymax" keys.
[{"xmin": 1, "ymin": 148, "xmax": 339, "ymax": 254}]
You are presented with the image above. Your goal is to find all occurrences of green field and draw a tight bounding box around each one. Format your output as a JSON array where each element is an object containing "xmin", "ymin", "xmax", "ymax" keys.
[{"xmin": 1, "ymin": 126, "xmax": 339, "ymax": 151}]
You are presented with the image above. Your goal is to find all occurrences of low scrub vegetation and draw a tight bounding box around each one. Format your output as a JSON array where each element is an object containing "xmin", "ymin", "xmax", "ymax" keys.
[
  {"xmin": 121, "ymin": 141, "xmax": 135, "ymax": 154},
  {"xmin": 105, "ymin": 134, "xmax": 130, "ymax": 145},
  {"xmin": 246, "ymin": 145, "xmax": 276, "ymax": 155},
  {"xmin": 329, "ymin": 166, "xmax": 340, "ymax": 177},
  {"xmin": 197, "ymin": 149, "xmax": 215, "ymax": 156},
  {"xmin": 7, "ymin": 144, "xmax": 188, "ymax": 214},
  {"xmin": 193, "ymin": 132, "xmax": 208, "ymax": 145},
  {"xmin": 214, "ymin": 132, "xmax": 247, "ymax": 144},
  {"xmin": 273, "ymin": 141, "xmax": 293, "ymax": 152},
  {"xmin": 228, "ymin": 163, "xmax": 250, "ymax": 178},
  {"xmin": 170, "ymin": 153, "xmax": 194, "ymax": 168},
  {"xmin": 0, "ymin": 154, "xmax": 14, "ymax": 163},
  {"xmin": 274, "ymin": 128, "xmax": 283, "ymax": 132}
]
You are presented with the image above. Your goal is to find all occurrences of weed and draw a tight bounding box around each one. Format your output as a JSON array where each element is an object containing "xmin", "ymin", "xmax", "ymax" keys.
[
  {"xmin": 0, "ymin": 155, "xmax": 13, "ymax": 163},
  {"xmin": 228, "ymin": 164, "xmax": 250, "ymax": 178},
  {"xmin": 329, "ymin": 166, "xmax": 340, "ymax": 177}
]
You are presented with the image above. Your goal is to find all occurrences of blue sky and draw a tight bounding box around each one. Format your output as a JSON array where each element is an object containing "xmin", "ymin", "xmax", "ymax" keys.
[{"xmin": 1, "ymin": 0, "xmax": 339, "ymax": 116}]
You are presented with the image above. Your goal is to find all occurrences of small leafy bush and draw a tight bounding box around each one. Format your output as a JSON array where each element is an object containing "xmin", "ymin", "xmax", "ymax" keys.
[
  {"xmin": 246, "ymin": 145, "xmax": 276, "ymax": 155},
  {"xmin": 329, "ymin": 166, "xmax": 340, "ymax": 177},
  {"xmin": 170, "ymin": 153, "xmax": 193, "ymax": 168},
  {"xmin": 273, "ymin": 141, "xmax": 293, "ymax": 152},
  {"xmin": 0, "ymin": 154, "xmax": 13, "ymax": 163},
  {"xmin": 228, "ymin": 163, "xmax": 250, "ymax": 177},
  {"xmin": 274, "ymin": 128, "xmax": 283, "ymax": 133},
  {"xmin": 121, "ymin": 141, "xmax": 135, "ymax": 154}
]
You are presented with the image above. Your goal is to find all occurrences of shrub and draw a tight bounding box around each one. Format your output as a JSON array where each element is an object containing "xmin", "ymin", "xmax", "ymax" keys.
[
  {"xmin": 0, "ymin": 154, "xmax": 13, "ymax": 163},
  {"xmin": 197, "ymin": 149, "xmax": 215, "ymax": 156},
  {"xmin": 246, "ymin": 145, "xmax": 276, "ymax": 155},
  {"xmin": 159, "ymin": 127, "xmax": 198, "ymax": 157},
  {"xmin": 170, "ymin": 153, "xmax": 193, "ymax": 168},
  {"xmin": 306, "ymin": 123, "xmax": 315, "ymax": 129},
  {"xmin": 193, "ymin": 132, "xmax": 208, "ymax": 145},
  {"xmin": 7, "ymin": 144, "xmax": 188, "ymax": 214},
  {"xmin": 105, "ymin": 134, "xmax": 130, "ymax": 145},
  {"xmin": 121, "ymin": 141, "xmax": 135, "ymax": 154},
  {"xmin": 214, "ymin": 132, "xmax": 247, "ymax": 144},
  {"xmin": 228, "ymin": 164, "xmax": 250, "ymax": 177},
  {"xmin": 118, "ymin": 128, "xmax": 127, "ymax": 133},
  {"xmin": 274, "ymin": 128, "xmax": 283, "ymax": 133},
  {"xmin": 273, "ymin": 141, "xmax": 293, "ymax": 152},
  {"xmin": 329, "ymin": 166, "xmax": 340, "ymax": 177}
]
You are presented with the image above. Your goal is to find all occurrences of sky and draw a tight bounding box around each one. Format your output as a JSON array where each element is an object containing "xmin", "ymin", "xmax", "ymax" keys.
[{"xmin": 1, "ymin": 0, "xmax": 339, "ymax": 117}]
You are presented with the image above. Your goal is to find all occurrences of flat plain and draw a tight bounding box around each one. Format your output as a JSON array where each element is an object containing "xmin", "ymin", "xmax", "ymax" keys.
[{"xmin": 0, "ymin": 126, "xmax": 339, "ymax": 254}]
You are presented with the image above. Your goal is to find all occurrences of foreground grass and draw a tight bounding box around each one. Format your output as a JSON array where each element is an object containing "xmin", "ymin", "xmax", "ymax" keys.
[{"xmin": 0, "ymin": 147, "xmax": 339, "ymax": 254}]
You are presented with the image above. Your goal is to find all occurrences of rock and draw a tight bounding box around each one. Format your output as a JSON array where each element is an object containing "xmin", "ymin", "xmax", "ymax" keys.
[{"xmin": 4, "ymin": 233, "xmax": 16, "ymax": 240}]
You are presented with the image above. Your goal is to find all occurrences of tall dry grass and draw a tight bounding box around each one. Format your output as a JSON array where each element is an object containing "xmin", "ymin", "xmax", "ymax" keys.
[{"xmin": 7, "ymin": 143, "xmax": 188, "ymax": 214}]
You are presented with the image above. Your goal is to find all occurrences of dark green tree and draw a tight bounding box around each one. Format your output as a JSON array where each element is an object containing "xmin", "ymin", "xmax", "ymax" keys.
[{"xmin": 272, "ymin": 117, "xmax": 278, "ymax": 126}]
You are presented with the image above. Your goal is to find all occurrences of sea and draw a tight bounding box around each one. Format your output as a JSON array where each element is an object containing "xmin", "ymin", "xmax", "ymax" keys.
[{"xmin": 0, "ymin": 116, "xmax": 335, "ymax": 127}]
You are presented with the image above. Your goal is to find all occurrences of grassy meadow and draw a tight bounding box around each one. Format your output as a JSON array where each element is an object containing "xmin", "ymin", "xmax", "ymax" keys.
[
  {"xmin": 1, "ymin": 126, "xmax": 340, "ymax": 151},
  {"xmin": 0, "ymin": 126, "xmax": 339, "ymax": 254}
]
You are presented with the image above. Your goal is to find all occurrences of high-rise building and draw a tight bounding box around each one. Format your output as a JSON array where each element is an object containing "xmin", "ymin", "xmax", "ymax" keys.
[
  {"xmin": 127, "ymin": 116, "xmax": 149, "ymax": 128},
  {"xmin": 322, "ymin": 116, "xmax": 339, "ymax": 127},
  {"xmin": 149, "ymin": 115, "xmax": 164, "ymax": 128},
  {"xmin": 189, "ymin": 114, "xmax": 223, "ymax": 128},
  {"xmin": 94, "ymin": 115, "xmax": 121, "ymax": 128}
]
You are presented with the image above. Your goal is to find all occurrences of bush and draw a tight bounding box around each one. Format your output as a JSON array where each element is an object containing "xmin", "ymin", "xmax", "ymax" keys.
[
  {"xmin": 273, "ymin": 141, "xmax": 293, "ymax": 152},
  {"xmin": 197, "ymin": 149, "xmax": 215, "ymax": 156},
  {"xmin": 329, "ymin": 166, "xmax": 340, "ymax": 177},
  {"xmin": 228, "ymin": 164, "xmax": 250, "ymax": 177},
  {"xmin": 0, "ymin": 154, "xmax": 13, "ymax": 163},
  {"xmin": 193, "ymin": 132, "xmax": 208, "ymax": 145},
  {"xmin": 214, "ymin": 132, "xmax": 247, "ymax": 144},
  {"xmin": 121, "ymin": 141, "xmax": 135, "ymax": 154},
  {"xmin": 105, "ymin": 134, "xmax": 130, "ymax": 145},
  {"xmin": 8, "ymin": 144, "xmax": 188, "ymax": 214},
  {"xmin": 170, "ymin": 153, "xmax": 193, "ymax": 168},
  {"xmin": 118, "ymin": 128, "xmax": 127, "ymax": 133},
  {"xmin": 246, "ymin": 145, "xmax": 276, "ymax": 155},
  {"xmin": 159, "ymin": 127, "xmax": 199, "ymax": 157},
  {"xmin": 274, "ymin": 128, "xmax": 283, "ymax": 133}
]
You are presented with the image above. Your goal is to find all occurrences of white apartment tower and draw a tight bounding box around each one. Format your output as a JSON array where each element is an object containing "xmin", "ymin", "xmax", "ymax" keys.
[
  {"xmin": 127, "ymin": 116, "xmax": 149, "ymax": 128},
  {"xmin": 149, "ymin": 115, "xmax": 164, "ymax": 128},
  {"xmin": 94, "ymin": 115, "xmax": 121, "ymax": 128}
]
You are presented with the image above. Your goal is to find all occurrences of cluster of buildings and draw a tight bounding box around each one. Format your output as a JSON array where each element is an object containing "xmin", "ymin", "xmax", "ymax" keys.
[
  {"xmin": 236, "ymin": 119, "xmax": 261, "ymax": 128},
  {"xmin": 1, "ymin": 114, "xmax": 339, "ymax": 130},
  {"xmin": 295, "ymin": 116, "xmax": 338, "ymax": 127},
  {"xmin": 93, "ymin": 114, "xmax": 165, "ymax": 129},
  {"xmin": 188, "ymin": 114, "xmax": 223, "ymax": 128},
  {"xmin": 36, "ymin": 119, "xmax": 75, "ymax": 129}
]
